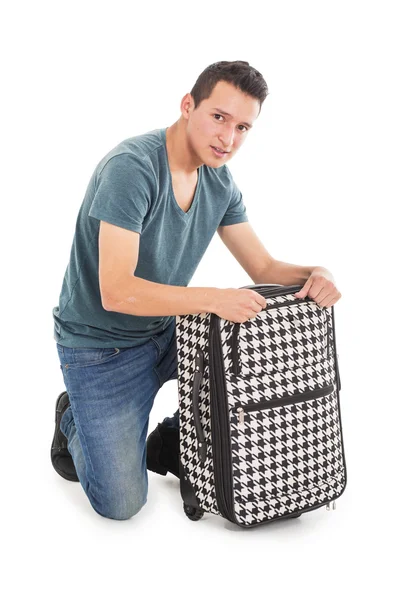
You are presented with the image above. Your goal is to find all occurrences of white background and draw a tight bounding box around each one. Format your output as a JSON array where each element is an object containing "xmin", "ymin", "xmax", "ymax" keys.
[{"xmin": 1, "ymin": 1, "xmax": 395, "ymax": 598}]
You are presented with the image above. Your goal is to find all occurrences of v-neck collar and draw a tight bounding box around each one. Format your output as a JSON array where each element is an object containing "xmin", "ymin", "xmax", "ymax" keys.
[{"xmin": 161, "ymin": 127, "xmax": 202, "ymax": 219}]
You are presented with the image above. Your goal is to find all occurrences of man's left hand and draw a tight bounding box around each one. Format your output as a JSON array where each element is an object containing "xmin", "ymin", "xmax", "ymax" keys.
[{"xmin": 294, "ymin": 267, "xmax": 342, "ymax": 308}]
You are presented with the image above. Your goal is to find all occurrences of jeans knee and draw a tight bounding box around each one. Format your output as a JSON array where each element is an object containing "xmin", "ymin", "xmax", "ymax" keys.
[
  {"xmin": 88, "ymin": 481, "xmax": 147, "ymax": 521},
  {"xmin": 95, "ymin": 493, "xmax": 147, "ymax": 521}
]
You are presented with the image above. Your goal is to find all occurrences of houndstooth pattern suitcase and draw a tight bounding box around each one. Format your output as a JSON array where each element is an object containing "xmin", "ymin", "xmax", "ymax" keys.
[{"xmin": 175, "ymin": 283, "xmax": 347, "ymax": 528}]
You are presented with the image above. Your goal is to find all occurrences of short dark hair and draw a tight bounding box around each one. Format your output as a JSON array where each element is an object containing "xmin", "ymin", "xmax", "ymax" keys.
[{"xmin": 190, "ymin": 60, "xmax": 268, "ymax": 114}]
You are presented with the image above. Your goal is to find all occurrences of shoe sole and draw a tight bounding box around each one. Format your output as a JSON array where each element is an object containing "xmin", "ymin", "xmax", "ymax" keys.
[{"xmin": 51, "ymin": 392, "xmax": 79, "ymax": 482}]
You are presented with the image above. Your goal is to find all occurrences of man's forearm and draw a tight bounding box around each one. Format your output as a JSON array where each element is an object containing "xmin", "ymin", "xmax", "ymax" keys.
[
  {"xmin": 254, "ymin": 259, "xmax": 321, "ymax": 286},
  {"xmin": 103, "ymin": 276, "xmax": 219, "ymax": 317}
]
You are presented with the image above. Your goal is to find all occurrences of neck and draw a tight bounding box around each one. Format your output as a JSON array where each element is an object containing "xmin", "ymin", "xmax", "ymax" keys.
[{"xmin": 165, "ymin": 119, "xmax": 201, "ymax": 177}]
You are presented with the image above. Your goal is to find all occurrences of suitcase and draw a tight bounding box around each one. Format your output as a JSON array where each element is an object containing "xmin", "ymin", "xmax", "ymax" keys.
[{"xmin": 175, "ymin": 283, "xmax": 347, "ymax": 528}]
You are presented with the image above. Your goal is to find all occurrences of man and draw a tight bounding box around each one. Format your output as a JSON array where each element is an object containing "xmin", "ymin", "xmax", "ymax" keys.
[{"xmin": 51, "ymin": 60, "xmax": 341, "ymax": 521}]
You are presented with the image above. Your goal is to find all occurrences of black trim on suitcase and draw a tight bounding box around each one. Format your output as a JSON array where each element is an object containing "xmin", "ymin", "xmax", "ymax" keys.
[
  {"xmin": 209, "ymin": 313, "xmax": 235, "ymax": 522},
  {"xmin": 179, "ymin": 458, "xmax": 202, "ymax": 509}
]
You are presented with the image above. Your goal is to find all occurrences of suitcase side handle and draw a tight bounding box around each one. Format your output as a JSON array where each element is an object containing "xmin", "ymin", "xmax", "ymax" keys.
[{"xmin": 192, "ymin": 347, "xmax": 207, "ymax": 463}]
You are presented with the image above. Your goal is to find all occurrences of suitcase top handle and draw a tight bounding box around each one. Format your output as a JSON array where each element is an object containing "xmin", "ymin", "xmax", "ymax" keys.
[{"xmin": 239, "ymin": 284, "xmax": 303, "ymax": 298}]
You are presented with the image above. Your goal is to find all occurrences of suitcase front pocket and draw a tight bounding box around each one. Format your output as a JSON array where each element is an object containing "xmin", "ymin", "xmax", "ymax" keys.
[
  {"xmin": 231, "ymin": 384, "xmax": 344, "ymax": 501},
  {"xmin": 235, "ymin": 384, "xmax": 334, "ymax": 425},
  {"xmin": 231, "ymin": 301, "xmax": 330, "ymax": 378}
]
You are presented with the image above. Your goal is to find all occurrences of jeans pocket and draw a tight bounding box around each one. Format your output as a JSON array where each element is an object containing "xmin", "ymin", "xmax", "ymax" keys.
[
  {"xmin": 150, "ymin": 338, "xmax": 162, "ymax": 362},
  {"xmin": 150, "ymin": 320, "xmax": 176, "ymax": 360},
  {"xmin": 65, "ymin": 347, "xmax": 122, "ymax": 369}
]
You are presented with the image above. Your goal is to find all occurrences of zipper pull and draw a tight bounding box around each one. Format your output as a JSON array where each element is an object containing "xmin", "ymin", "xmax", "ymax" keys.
[
  {"xmin": 326, "ymin": 501, "xmax": 337, "ymax": 511},
  {"xmin": 237, "ymin": 407, "xmax": 245, "ymax": 428}
]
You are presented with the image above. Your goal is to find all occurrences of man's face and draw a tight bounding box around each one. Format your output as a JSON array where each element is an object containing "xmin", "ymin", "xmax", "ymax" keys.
[{"xmin": 184, "ymin": 80, "xmax": 261, "ymax": 167}]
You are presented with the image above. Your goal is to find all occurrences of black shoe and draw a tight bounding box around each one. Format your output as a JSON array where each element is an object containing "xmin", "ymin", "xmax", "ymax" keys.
[
  {"xmin": 51, "ymin": 392, "xmax": 79, "ymax": 482},
  {"xmin": 146, "ymin": 422, "xmax": 180, "ymax": 479}
]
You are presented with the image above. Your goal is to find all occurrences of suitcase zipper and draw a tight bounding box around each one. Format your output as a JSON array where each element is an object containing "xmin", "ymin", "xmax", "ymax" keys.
[
  {"xmin": 236, "ymin": 384, "xmax": 334, "ymax": 427},
  {"xmin": 331, "ymin": 306, "xmax": 341, "ymax": 391},
  {"xmin": 326, "ymin": 320, "xmax": 330, "ymax": 359},
  {"xmin": 231, "ymin": 323, "xmax": 240, "ymax": 376}
]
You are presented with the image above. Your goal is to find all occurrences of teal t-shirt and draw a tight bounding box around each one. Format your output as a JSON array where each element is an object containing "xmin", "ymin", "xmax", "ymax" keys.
[{"xmin": 53, "ymin": 127, "xmax": 249, "ymax": 348}]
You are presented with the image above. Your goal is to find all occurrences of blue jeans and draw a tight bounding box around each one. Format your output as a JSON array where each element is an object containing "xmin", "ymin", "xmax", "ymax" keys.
[{"xmin": 56, "ymin": 318, "xmax": 179, "ymax": 520}]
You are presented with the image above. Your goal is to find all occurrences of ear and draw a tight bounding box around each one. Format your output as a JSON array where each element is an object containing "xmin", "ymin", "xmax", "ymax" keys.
[{"xmin": 180, "ymin": 93, "xmax": 195, "ymax": 118}]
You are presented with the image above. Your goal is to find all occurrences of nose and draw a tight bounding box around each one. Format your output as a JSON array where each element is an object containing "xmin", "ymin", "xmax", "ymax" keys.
[{"xmin": 219, "ymin": 124, "xmax": 235, "ymax": 150}]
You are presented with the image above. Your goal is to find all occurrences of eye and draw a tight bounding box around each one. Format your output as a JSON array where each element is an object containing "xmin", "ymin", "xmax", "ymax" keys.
[{"xmin": 213, "ymin": 114, "xmax": 249, "ymax": 132}]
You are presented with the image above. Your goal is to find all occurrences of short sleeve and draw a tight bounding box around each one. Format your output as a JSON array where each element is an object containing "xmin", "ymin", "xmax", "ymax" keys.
[
  {"xmin": 219, "ymin": 172, "xmax": 249, "ymax": 227},
  {"xmin": 89, "ymin": 154, "xmax": 154, "ymax": 234}
]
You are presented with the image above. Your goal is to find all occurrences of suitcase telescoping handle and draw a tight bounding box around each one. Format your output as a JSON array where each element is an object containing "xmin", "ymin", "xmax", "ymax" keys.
[{"xmin": 192, "ymin": 347, "xmax": 207, "ymax": 463}]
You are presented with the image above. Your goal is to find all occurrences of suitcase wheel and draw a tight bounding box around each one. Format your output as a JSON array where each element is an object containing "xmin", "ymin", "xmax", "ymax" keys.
[
  {"xmin": 183, "ymin": 503, "xmax": 204, "ymax": 521},
  {"xmin": 288, "ymin": 512, "xmax": 302, "ymax": 519}
]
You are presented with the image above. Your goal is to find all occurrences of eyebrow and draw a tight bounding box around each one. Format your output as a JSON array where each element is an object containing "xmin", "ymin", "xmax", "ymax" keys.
[{"xmin": 211, "ymin": 108, "xmax": 253, "ymax": 129}]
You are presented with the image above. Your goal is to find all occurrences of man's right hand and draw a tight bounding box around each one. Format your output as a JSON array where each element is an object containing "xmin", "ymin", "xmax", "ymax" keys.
[{"xmin": 213, "ymin": 288, "xmax": 267, "ymax": 323}]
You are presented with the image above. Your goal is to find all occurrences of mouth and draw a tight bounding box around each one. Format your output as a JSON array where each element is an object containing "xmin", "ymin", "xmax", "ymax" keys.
[{"xmin": 211, "ymin": 146, "xmax": 229, "ymax": 158}]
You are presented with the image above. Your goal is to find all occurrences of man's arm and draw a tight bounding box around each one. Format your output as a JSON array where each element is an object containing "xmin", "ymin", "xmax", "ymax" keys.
[
  {"xmin": 99, "ymin": 221, "xmax": 218, "ymax": 316},
  {"xmin": 217, "ymin": 222, "xmax": 319, "ymax": 285},
  {"xmin": 107, "ymin": 276, "xmax": 219, "ymax": 316},
  {"xmin": 217, "ymin": 221, "xmax": 341, "ymax": 307},
  {"xmin": 257, "ymin": 260, "xmax": 318, "ymax": 286}
]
